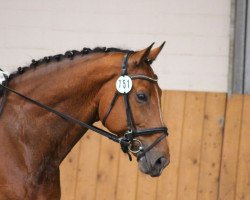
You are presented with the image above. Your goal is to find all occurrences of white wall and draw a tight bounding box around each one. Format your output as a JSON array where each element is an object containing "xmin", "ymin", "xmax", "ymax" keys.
[{"xmin": 0, "ymin": 0, "xmax": 231, "ymax": 92}]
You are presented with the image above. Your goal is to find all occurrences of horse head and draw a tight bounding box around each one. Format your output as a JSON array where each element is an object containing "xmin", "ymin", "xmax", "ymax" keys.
[{"xmin": 98, "ymin": 43, "xmax": 170, "ymax": 177}]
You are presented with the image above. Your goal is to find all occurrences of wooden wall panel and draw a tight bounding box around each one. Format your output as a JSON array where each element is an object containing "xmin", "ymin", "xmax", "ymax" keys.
[
  {"xmin": 176, "ymin": 92, "xmax": 206, "ymax": 200},
  {"xmin": 235, "ymin": 96, "xmax": 250, "ymax": 199},
  {"xmin": 136, "ymin": 173, "xmax": 158, "ymax": 200},
  {"xmin": 60, "ymin": 142, "xmax": 81, "ymax": 200},
  {"xmin": 74, "ymin": 130, "xmax": 101, "ymax": 200},
  {"xmin": 218, "ymin": 95, "xmax": 244, "ymax": 200},
  {"xmin": 60, "ymin": 92, "xmax": 250, "ymax": 200},
  {"xmin": 197, "ymin": 93, "xmax": 226, "ymax": 200},
  {"xmin": 115, "ymin": 153, "xmax": 138, "ymax": 200},
  {"xmin": 94, "ymin": 136, "xmax": 120, "ymax": 200}
]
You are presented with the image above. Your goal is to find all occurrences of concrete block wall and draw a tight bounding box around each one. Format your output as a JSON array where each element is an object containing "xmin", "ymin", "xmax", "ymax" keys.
[{"xmin": 0, "ymin": 0, "xmax": 231, "ymax": 92}]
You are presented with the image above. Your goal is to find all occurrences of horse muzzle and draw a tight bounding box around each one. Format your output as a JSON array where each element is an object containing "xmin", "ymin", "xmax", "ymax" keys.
[{"xmin": 138, "ymin": 150, "xmax": 170, "ymax": 177}]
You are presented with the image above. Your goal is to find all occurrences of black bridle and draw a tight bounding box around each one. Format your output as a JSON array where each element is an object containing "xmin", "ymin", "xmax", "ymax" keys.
[
  {"xmin": 0, "ymin": 52, "xmax": 168, "ymax": 161},
  {"xmin": 102, "ymin": 52, "xmax": 168, "ymax": 160}
]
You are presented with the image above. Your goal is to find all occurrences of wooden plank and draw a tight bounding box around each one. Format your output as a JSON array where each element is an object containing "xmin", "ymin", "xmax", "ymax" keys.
[
  {"xmin": 74, "ymin": 126, "xmax": 102, "ymax": 200},
  {"xmin": 60, "ymin": 141, "xmax": 81, "ymax": 200},
  {"xmin": 235, "ymin": 95, "xmax": 250, "ymax": 199},
  {"xmin": 176, "ymin": 92, "xmax": 206, "ymax": 200},
  {"xmin": 115, "ymin": 151, "xmax": 138, "ymax": 200},
  {"xmin": 197, "ymin": 93, "xmax": 227, "ymax": 200},
  {"xmin": 218, "ymin": 95, "xmax": 243, "ymax": 200},
  {"xmin": 95, "ymin": 125, "xmax": 120, "ymax": 200},
  {"xmin": 157, "ymin": 91, "xmax": 186, "ymax": 200},
  {"xmin": 136, "ymin": 172, "xmax": 158, "ymax": 200}
]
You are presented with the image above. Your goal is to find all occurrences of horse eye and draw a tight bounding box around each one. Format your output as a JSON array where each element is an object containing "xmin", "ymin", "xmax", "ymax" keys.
[{"xmin": 136, "ymin": 92, "xmax": 147, "ymax": 102}]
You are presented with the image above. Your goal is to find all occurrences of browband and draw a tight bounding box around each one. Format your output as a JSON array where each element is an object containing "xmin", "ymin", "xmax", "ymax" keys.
[{"xmin": 129, "ymin": 74, "xmax": 158, "ymax": 83}]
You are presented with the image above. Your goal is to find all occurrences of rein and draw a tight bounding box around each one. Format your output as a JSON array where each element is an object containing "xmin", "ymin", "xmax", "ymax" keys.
[{"xmin": 0, "ymin": 52, "xmax": 168, "ymax": 161}]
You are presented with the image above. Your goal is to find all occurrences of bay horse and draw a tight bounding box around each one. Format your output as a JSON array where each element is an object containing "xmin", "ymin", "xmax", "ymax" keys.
[{"xmin": 0, "ymin": 43, "xmax": 170, "ymax": 199}]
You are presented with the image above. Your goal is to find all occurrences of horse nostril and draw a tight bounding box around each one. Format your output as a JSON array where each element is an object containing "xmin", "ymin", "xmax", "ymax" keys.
[{"xmin": 154, "ymin": 156, "xmax": 169, "ymax": 169}]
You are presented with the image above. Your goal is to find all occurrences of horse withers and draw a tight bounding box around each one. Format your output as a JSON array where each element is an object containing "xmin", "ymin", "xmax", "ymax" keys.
[{"xmin": 0, "ymin": 43, "xmax": 170, "ymax": 199}]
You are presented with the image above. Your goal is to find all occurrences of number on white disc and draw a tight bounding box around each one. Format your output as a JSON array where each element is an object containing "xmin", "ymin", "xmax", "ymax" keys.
[{"xmin": 116, "ymin": 75, "xmax": 133, "ymax": 94}]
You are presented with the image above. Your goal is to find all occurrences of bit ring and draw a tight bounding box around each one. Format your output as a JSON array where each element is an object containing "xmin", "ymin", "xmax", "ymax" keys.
[{"xmin": 128, "ymin": 139, "xmax": 143, "ymax": 153}]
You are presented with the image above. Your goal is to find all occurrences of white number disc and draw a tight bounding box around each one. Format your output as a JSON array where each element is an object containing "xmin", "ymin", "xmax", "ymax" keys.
[
  {"xmin": 0, "ymin": 70, "xmax": 9, "ymax": 83},
  {"xmin": 116, "ymin": 75, "xmax": 133, "ymax": 94}
]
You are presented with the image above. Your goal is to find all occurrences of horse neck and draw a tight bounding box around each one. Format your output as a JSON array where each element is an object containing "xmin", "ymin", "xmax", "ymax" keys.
[{"xmin": 4, "ymin": 53, "xmax": 120, "ymax": 168}]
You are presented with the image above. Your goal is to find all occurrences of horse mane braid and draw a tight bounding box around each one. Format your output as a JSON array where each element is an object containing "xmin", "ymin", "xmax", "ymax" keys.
[{"xmin": 7, "ymin": 47, "xmax": 133, "ymax": 80}]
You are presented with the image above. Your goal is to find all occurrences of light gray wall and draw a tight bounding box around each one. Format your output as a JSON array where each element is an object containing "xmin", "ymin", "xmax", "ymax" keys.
[{"xmin": 0, "ymin": 0, "xmax": 231, "ymax": 92}]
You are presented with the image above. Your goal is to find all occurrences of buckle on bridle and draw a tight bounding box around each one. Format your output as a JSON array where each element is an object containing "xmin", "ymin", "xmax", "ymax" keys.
[{"xmin": 124, "ymin": 129, "xmax": 133, "ymax": 139}]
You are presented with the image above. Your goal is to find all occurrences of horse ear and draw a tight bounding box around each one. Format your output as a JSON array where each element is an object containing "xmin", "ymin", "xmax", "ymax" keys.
[
  {"xmin": 147, "ymin": 41, "xmax": 166, "ymax": 63},
  {"xmin": 130, "ymin": 43, "xmax": 155, "ymax": 66}
]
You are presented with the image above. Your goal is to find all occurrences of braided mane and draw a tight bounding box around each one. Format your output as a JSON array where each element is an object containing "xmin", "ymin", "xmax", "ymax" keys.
[
  {"xmin": 8, "ymin": 47, "xmax": 133, "ymax": 80},
  {"xmin": 0, "ymin": 47, "xmax": 133, "ymax": 97}
]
